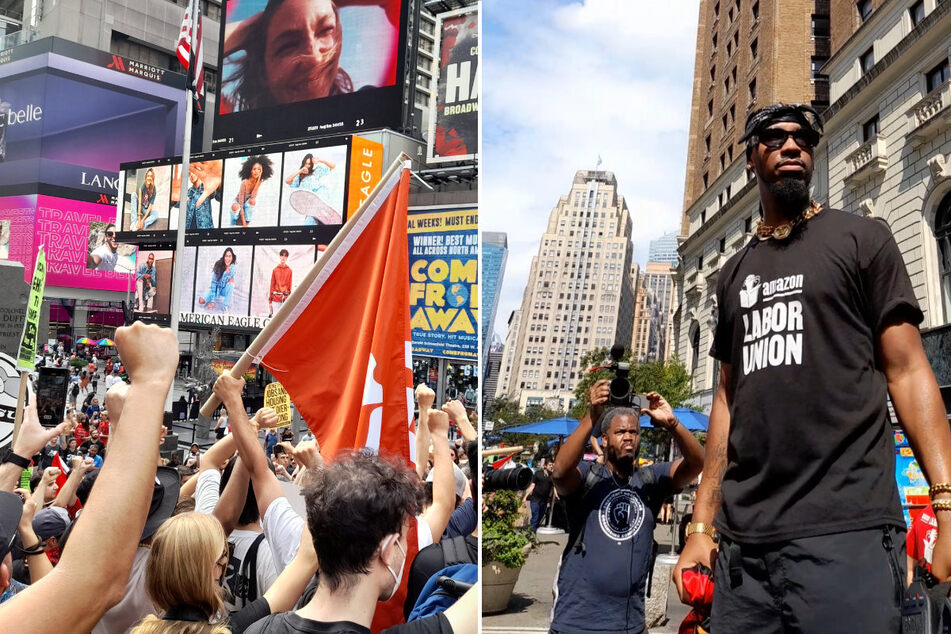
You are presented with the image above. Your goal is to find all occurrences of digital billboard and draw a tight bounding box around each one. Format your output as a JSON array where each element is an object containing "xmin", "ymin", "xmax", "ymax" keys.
[
  {"xmin": 132, "ymin": 248, "xmax": 175, "ymax": 325},
  {"xmin": 427, "ymin": 6, "xmax": 479, "ymax": 164},
  {"xmin": 0, "ymin": 37, "xmax": 187, "ymax": 292},
  {"xmin": 408, "ymin": 207, "xmax": 478, "ymax": 361},
  {"xmin": 213, "ymin": 0, "xmax": 408, "ymax": 148}
]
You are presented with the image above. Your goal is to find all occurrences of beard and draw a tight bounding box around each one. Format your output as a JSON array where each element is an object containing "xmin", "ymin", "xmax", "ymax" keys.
[{"xmin": 767, "ymin": 175, "xmax": 811, "ymax": 219}]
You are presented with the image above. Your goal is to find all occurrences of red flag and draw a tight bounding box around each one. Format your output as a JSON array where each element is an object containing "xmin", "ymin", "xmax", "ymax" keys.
[
  {"xmin": 51, "ymin": 453, "xmax": 81, "ymax": 519},
  {"xmin": 255, "ymin": 164, "xmax": 415, "ymax": 630}
]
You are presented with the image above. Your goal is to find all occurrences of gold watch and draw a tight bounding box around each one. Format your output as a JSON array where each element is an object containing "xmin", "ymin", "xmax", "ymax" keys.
[{"xmin": 685, "ymin": 522, "xmax": 718, "ymax": 540}]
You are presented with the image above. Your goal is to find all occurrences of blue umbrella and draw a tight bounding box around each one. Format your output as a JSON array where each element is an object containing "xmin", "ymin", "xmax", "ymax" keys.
[
  {"xmin": 640, "ymin": 408, "xmax": 709, "ymax": 431},
  {"xmin": 501, "ymin": 416, "xmax": 581, "ymax": 436}
]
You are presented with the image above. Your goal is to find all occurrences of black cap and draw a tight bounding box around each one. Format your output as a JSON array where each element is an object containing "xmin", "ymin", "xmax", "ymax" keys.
[{"xmin": 0, "ymin": 491, "xmax": 23, "ymax": 561}]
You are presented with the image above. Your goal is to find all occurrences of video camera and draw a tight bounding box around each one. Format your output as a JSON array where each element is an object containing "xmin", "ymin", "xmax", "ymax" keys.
[
  {"xmin": 483, "ymin": 464, "xmax": 532, "ymax": 492},
  {"xmin": 605, "ymin": 344, "xmax": 646, "ymax": 409}
]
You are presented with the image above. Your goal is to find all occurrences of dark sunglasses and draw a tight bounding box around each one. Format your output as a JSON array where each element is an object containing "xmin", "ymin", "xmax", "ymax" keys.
[
  {"xmin": 104, "ymin": 231, "xmax": 116, "ymax": 237},
  {"xmin": 757, "ymin": 128, "xmax": 820, "ymax": 150}
]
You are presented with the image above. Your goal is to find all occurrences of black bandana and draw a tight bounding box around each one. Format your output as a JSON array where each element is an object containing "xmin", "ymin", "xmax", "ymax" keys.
[{"xmin": 740, "ymin": 103, "xmax": 824, "ymax": 145}]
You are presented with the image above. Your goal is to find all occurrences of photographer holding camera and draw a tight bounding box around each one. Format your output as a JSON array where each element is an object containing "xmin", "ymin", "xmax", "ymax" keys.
[{"xmin": 550, "ymin": 371, "xmax": 704, "ymax": 634}]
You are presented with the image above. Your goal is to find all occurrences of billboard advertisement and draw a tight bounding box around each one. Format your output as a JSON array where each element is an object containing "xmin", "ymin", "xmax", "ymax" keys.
[
  {"xmin": 0, "ymin": 194, "xmax": 135, "ymax": 290},
  {"xmin": 427, "ymin": 6, "xmax": 479, "ymax": 164},
  {"xmin": 132, "ymin": 248, "xmax": 175, "ymax": 325},
  {"xmin": 213, "ymin": 0, "xmax": 408, "ymax": 148},
  {"xmin": 408, "ymin": 207, "xmax": 478, "ymax": 361},
  {"xmin": 221, "ymin": 153, "xmax": 283, "ymax": 227},
  {"xmin": 280, "ymin": 146, "xmax": 348, "ymax": 226}
]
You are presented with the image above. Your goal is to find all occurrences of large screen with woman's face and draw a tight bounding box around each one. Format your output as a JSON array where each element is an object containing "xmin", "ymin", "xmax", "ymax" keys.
[{"xmin": 213, "ymin": 0, "xmax": 408, "ymax": 148}]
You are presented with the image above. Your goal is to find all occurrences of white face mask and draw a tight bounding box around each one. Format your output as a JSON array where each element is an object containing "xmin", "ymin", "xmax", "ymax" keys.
[{"xmin": 381, "ymin": 533, "xmax": 407, "ymax": 602}]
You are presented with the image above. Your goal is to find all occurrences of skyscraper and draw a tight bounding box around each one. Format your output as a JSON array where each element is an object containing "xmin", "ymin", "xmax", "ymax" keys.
[
  {"xmin": 481, "ymin": 231, "xmax": 508, "ymax": 372},
  {"xmin": 674, "ymin": 0, "xmax": 831, "ymax": 408},
  {"xmin": 648, "ymin": 232, "xmax": 680, "ymax": 266},
  {"xmin": 499, "ymin": 170, "xmax": 636, "ymax": 410}
]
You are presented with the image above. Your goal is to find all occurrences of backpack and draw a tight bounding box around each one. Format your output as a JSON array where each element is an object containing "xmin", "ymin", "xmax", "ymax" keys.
[
  {"xmin": 404, "ymin": 535, "xmax": 476, "ymax": 618},
  {"xmin": 408, "ymin": 563, "xmax": 477, "ymax": 621}
]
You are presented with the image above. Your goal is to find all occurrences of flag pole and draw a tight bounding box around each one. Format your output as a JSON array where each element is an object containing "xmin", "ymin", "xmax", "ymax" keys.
[
  {"xmin": 169, "ymin": 0, "xmax": 196, "ymax": 335},
  {"xmin": 198, "ymin": 153, "xmax": 412, "ymax": 417}
]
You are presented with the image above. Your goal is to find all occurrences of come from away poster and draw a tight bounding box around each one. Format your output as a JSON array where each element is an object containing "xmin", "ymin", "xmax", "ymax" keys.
[{"xmin": 408, "ymin": 207, "xmax": 477, "ymax": 361}]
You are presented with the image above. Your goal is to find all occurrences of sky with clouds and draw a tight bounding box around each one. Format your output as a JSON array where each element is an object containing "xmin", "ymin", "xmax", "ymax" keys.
[{"xmin": 482, "ymin": 0, "xmax": 700, "ymax": 341}]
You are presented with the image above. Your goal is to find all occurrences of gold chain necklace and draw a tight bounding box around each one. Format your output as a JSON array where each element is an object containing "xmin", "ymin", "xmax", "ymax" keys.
[{"xmin": 755, "ymin": 201, "xmax": 823, "ymax": 240}]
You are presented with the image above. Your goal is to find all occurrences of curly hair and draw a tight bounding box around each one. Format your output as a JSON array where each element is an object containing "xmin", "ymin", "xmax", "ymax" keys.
[
  {"xmin": 237, "ymin": 155, "xmax": 274, "ymax": 181},
  {"xmin": 303, "ymin": 450, "xmax": 423, "ymax": 593},
  {"xmin": 226, "ymin": 0, "xmax": 352, "ymax": 111}
]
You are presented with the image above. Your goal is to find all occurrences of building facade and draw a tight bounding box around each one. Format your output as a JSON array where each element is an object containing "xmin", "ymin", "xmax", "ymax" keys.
[
  {"xmin": 674, "ymin": 0, "xmax": 831, "ymax": 410},
  {"xmin": 817, "ymin": 0, "xmax": 951, "ymax": 331},
  {"xmin": 499, "ymin": 170, "xmax": 636, "ymax": 411}
]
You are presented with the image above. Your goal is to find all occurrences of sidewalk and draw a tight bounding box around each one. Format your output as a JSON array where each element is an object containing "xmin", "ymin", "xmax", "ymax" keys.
[{"xmin": 482, "ymin": 524, "xmax": 690, "ymax": 634}]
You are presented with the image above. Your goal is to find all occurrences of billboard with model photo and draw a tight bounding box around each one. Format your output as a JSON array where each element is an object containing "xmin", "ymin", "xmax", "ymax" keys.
[
  {"xmin": 132, "ymin": 249, "xmax": 174, "ymax": 318},
  {"xmin": 214, "ymin": 0, "xmax": 407, "ymax": 147},
  {"xmin": 122, "ymin": 165, "xmax": 173, "ymax": 231},
  {"xmin": 170, "ymin": 160, "xmax": 225, "ymax": 230},
  {"xmin": 192, "ymin": 245, "xmax": 253, "ymax": 318},
  {"xmin": 250, "ymin": 244, "xmax": 316, "ymax": 318},
  {"xmin": 428, "ymin": 6, "xmax": 479, "ymax": 164},
  {"xmin": 280, "ymin": 145, "xmax": 348, "ymax": 226},
  {"xmin": 221, "ymin": 153, "xmax": 282, "ymax": 227}
]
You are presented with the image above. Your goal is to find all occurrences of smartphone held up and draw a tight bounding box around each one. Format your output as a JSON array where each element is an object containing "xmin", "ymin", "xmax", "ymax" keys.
[{"xmin": 36, "ymin": 366, "xmax": 69, "ymax": 427}]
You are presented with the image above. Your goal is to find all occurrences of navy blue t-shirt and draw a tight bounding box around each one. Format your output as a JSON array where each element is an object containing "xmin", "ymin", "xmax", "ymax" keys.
[
  {"xmin": 551, "ymin": 461, "xmax": 672, "ymax": 634},
  {"xmin": 443, "ymin": 498, "xmax": 476, "ymax": 538}
]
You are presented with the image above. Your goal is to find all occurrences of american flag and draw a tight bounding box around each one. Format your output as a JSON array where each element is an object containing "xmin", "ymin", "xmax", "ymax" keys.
[{"xmin": 176, "ymin": 2, "xmax": 204, "ymax": 109}]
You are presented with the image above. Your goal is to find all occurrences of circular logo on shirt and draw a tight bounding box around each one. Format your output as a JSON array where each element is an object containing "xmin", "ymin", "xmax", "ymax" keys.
[{"xmin": 598, "ymin": 487, "xmax": 645, "ymax": 541}]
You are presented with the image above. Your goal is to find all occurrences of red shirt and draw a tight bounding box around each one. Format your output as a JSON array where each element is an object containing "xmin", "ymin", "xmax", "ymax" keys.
[
  {"xmin": 907, "ymin": 504, "xmax": 938, "ymax": 572},
  {"xmin": 74, "ymin": 425, "xmax": 89, "ymax": 445},
  {"xmin": 97, "ymin": 420, "xmax": 110, "ymax": 446}
]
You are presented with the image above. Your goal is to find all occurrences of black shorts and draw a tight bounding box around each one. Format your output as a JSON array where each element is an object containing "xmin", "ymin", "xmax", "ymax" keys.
[{"xmin": 712, "ymin": 525, "xmax": 905, "ymax": 634}]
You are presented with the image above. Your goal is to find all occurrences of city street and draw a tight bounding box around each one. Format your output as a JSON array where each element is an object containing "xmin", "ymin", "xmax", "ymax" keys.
[{"xmin": 483, "ymin": 525, "xmax": 692, "ymax": 634}]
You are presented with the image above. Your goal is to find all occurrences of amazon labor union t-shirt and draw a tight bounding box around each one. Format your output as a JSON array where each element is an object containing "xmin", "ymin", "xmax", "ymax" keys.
[{"xmin": 710, "ymin": 208, "xmax": 922, "ymax": 543}]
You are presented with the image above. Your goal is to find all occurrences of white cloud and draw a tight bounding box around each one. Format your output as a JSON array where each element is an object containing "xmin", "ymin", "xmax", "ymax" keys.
[{"xmin": 482, "ymin": 0, "xmax": 700, "ymax": 339}]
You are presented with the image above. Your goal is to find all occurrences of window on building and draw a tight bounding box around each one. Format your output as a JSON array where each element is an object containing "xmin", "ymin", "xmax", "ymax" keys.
[
  {"xmin": 752, "ymin": 0, "xmax": 759, "ymax": 21},
  {"xmin": 712, "ymin": 32, "xmax": 718, "ymax": 50},
  {"xmin": 860, "ymin": 47, "xmax": 875, "ymax": 74},
  {"xmin": 710, "ymin": 65, "xmax": 717, "ymax": 82},
  {"xmin": 749, "ymin": 77, "xmax": 757, "ymax": 101},
  {"xmin": 720, "ymin": 153, "xmax": 726, "ymax": 170},
  {"xmin": 703, "ymin": 172, "xmax": 709, "ymax": 188},
  {"xmin": 708, "ymin": 99, "xmax": 714, "ymax": 118},
  {"xmin": 857, "ymin": 0, "xmax": 873, "ymax": 21},
  {"xmin": 812, "ymin": 14, "xmax": 830, "ymax": 36},
  {"xmin": 937, "ymin": 192, "xmax": 951, "ymax": 323},
  {"xmin": 705, "ymin": 134, "xmax": 711, "ymax": 155},
  {"xmin": 691, "ymin": 326, "xmax": 701, "ymax": 372},
  {"xmin": 750, "ymin": 38, "xmax": 758, "ymax": 61},
  {"xmin": 927, "ymin": 59, "xmax": 950, "ymax": 93},
  {"xmin": 910, "ymin": 1, "xmax": 926, "ymax": 27},
  {"xmin": 811, "ymin": 56, "xmax": 828, "ymax": 79},
  {"xmin": 722, "ymin": 114, "xmax": 729, "ymax": 133},
  {"xmin": 719, "ymin": 237, "xmax": 726, "ymax": 252},
  {"xmin": 698, "ymin": 255, "xmax": 704, "ymax": 270},
  {"xmin": 726, "ymin": 40, "xmax": 733, "ymax": 57},
  {"xmin": 714, "ymin": 1, "xmax": 720, "ymax": 17},
  {"xmin": 745, "ymin": 215, "xmax": 753, "ymax": 233},
  {"xmin": 862, "ymin": 114, "xmax": 879, "ymax": 142}
]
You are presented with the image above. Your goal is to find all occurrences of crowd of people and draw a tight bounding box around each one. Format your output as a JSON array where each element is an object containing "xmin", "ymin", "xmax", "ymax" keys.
[{"xmin": 0, "ymin": 322, "xmax": 477, "ymax": 633}]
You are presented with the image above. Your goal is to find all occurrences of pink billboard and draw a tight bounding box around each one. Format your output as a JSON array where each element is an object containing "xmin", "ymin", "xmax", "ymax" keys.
[{"xmin": 0, "ymin": 195, "xmax": 134, "ymax": 291}]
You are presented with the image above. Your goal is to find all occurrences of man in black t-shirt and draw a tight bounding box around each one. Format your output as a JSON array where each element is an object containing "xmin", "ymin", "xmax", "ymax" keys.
[
  {"xmin": 550, "ymin": 381, "xmax": 704, "ymax": 634},
  {"xmin": 674, "ymin": 103, "xmax": 951, "ymax": 633},
  {"xmin": 244, "ymin": 451, "xmax": 476, "ymax": 634},
  {"xmin": 524, "ymin": 459, "xmax": 554, "ymax": 530}
]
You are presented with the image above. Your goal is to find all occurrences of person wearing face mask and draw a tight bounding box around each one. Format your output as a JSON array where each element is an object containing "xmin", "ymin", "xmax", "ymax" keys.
[{"xmin": 244, "ymin": 451, "xmax": 477, "ymax": 634}]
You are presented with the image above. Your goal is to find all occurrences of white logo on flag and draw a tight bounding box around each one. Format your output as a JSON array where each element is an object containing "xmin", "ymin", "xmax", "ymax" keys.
[{"xmin": 363, "ymin": 353, "xmax": 383, "ymax": 452}]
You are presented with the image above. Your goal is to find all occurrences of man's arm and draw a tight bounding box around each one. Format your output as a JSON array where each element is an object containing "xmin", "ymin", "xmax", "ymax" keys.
[
  {"xmin": 213, "ymin": 376, "xmax": 285, "ymax": 520},
  {"xmin": 52, "ymin": 457, "xmax": 93, "ymax": 509},
  {"xmin": 673, "ymin": 364, "xmax": 731, "ymax": 602},
  {"xmin": 553, "ymin": 379, "xmax": 609, "ymax": 497},
  {"xmin": 214, "ymin": 455, "xmax": 251, "ymax": 535},
  {"xmin": 878, "ymin": 321, "xmax": 951, "ymax": 579},
  {"xmin": 415, "ymin": 384, "xmax": 435, "ymax": 480},
  {"xmin": 14, "ymin": 488, "xmax": 53, "ymax": 583},
  {"xmin": 442, "ymin": 399, "xmax": 477, "ymax": 443},
  {"xmin": 642, "ymin": 392, "xmax": 705, "ymax": 491},
  {"xmin": 419, "ymin": 410, "xmax": 454, "ymax": 542},
  {"xmin": 0, "ymin": 404, "xmax": 66, "ymax": 493},
  {"xmin": 0, "ymin": 322, "xmax": 178, "ymax": 632}
]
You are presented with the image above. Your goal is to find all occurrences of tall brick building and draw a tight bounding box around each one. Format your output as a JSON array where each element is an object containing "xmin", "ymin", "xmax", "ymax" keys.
[{"xmin": 674, "ymin": 0, "xmax": 831, "ymax": 409}]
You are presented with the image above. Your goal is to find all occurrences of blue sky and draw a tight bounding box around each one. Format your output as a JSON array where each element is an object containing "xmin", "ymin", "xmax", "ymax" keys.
[{"xmin": 482, "ymin": 0, "xmax": 700, "ymax": 341}]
